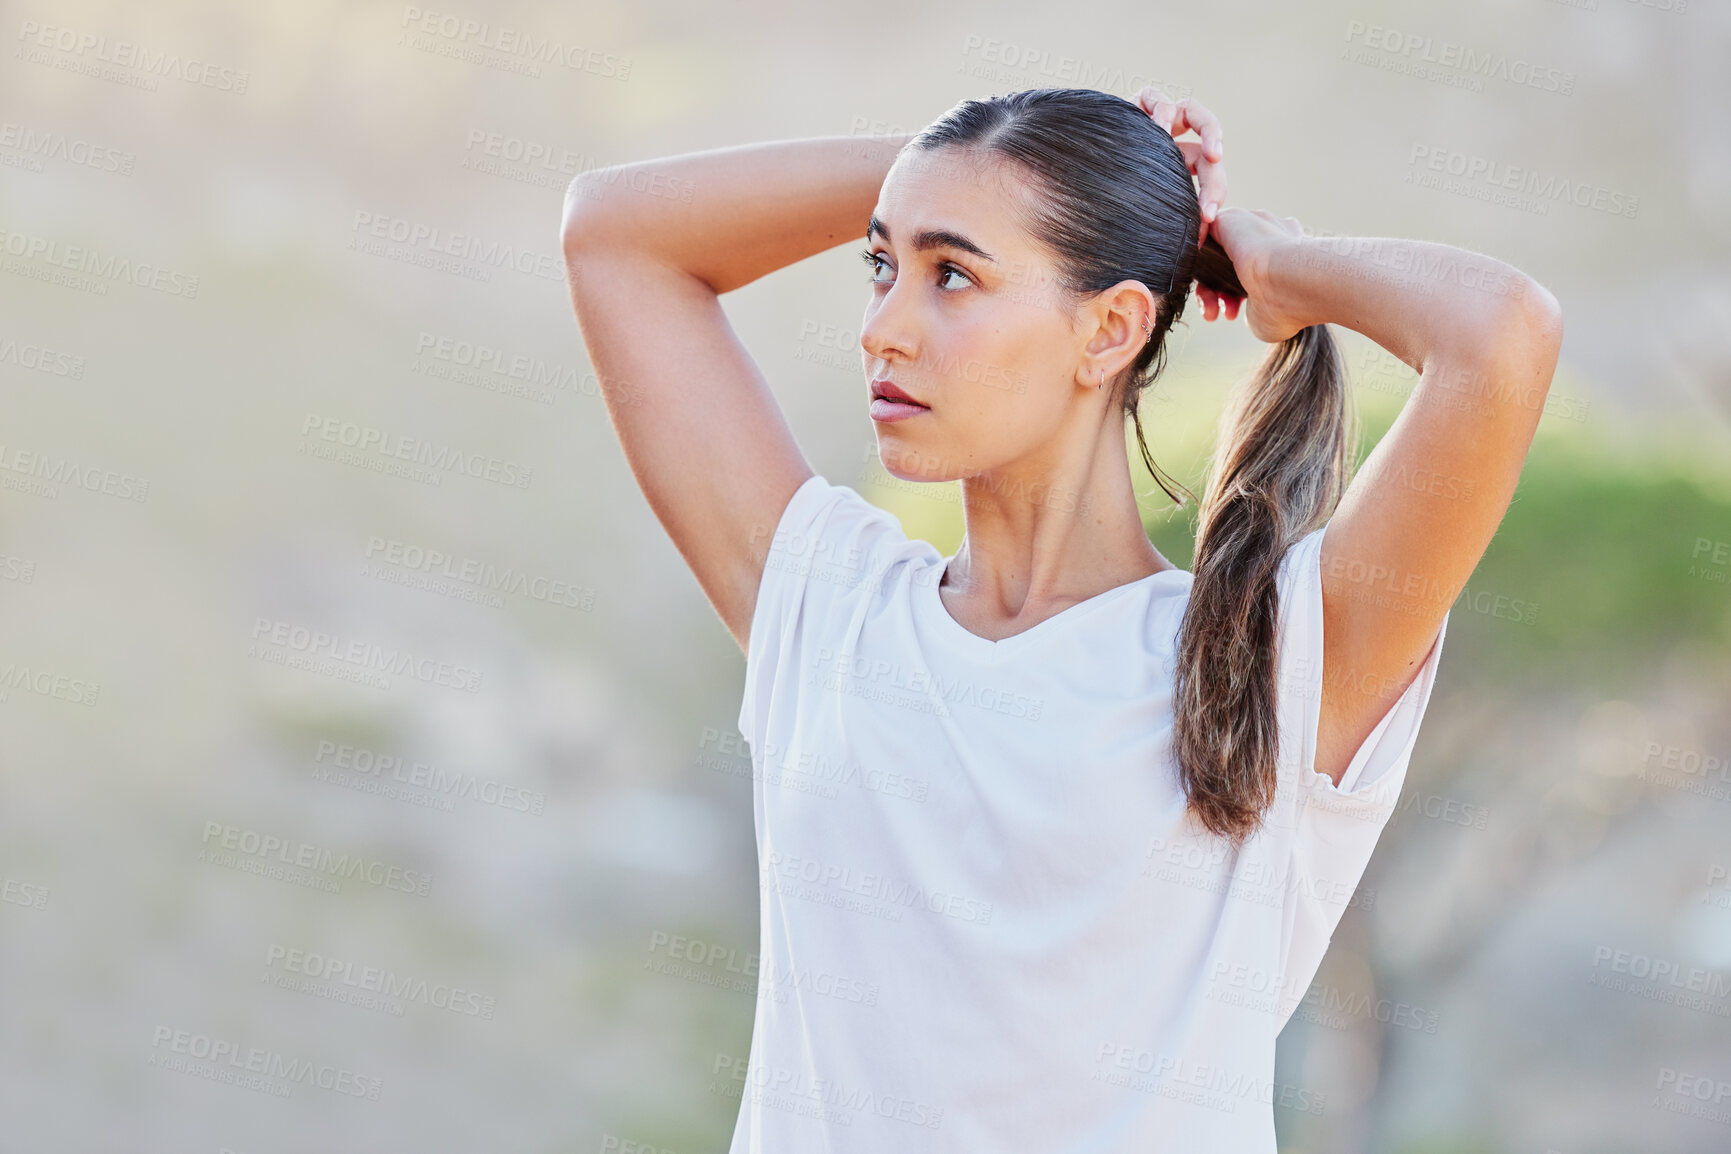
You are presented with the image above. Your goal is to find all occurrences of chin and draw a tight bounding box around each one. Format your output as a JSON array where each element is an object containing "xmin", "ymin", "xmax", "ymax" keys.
[{"xmin": 874, "ymin": 436, "xmax": 951, "ymax": 484}]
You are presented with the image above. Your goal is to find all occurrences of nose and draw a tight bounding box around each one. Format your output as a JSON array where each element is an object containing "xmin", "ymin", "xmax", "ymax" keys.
[{"xmin": 859, "ymin": 280, "xmax": 919, "ymax": 371}]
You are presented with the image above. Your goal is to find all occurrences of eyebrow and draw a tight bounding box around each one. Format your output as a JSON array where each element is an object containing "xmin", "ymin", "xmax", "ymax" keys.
[{"xmin": 867, "ymin": 215, "xmax": 997, "ymax": 264}]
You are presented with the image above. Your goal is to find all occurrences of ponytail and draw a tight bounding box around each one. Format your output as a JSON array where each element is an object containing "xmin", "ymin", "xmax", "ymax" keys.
[{"xmin": 1166, "ymin": 238, "xmax": 1357, "ymax": 844}]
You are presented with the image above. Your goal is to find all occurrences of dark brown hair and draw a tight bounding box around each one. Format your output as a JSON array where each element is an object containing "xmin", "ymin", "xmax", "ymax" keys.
[{"xmin": 907, "ymin": 87, "xmax": 1356, "ymax": 845}]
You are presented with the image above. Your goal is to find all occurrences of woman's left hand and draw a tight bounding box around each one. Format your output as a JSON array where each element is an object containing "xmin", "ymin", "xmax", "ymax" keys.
[
  {"xmin": 1208, "ymin": 206, "xmax": 1311, "ymax": 343},
  {"xmin": 1134, "ymin": 88, "xmax": 1239, "ymax": 322}
]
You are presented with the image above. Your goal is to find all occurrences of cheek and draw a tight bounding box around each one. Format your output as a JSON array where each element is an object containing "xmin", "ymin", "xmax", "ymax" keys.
[
  {"xmin": 944, "ymin": 365, "xmax": 1068, "ymax": 448},
  {"xmin": 936, "ymin": 320, "xmax": 1039, "ymax": 397},
  {"xmin": 977, "ymin": 327, "xmax": 1069, "ymax": 413},
  {"xmin": 904, "ymin": 312, "xmax": 1073, "ymax": 433}
]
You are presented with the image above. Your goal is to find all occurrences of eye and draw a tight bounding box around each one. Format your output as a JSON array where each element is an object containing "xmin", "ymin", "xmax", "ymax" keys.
[
  {"xmin": 858, "ymin": 249, "xmax": 975, "ymax": 292},
  {"xmin": 860, "ymin": 248, "xmax": 892, "ymax": 284},
  {"xmin": 938, "ymin": 263, "xmax": 973, "ymax": 291}
]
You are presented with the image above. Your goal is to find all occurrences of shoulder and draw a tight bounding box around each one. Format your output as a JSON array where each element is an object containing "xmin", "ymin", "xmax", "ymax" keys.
[
  {"xmin": 760, "ymin": 475, "xmax": 932, "ymax": 592},
  {"xmin": 749, "ymin": 474, "xmax": 942, "ymax": 654},
  {"xmin": 739, "ymin": 474, "xmax": 939, "ymax": 739}
]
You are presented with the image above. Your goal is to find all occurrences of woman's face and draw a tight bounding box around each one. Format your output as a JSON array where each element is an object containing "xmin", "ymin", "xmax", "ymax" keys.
[{"xmin": 860, "ymin": 147, "xmax": 1107, "ymax": 484}]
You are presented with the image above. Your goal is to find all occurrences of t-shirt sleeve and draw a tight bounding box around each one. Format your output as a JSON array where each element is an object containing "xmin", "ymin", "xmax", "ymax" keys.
[
  {"xmin": 1270, "ymin": 521, "xmax": 1450, "ymax": 1014},
  {"xmin": 736, "ymin": 473, "xmax": 910, "ymax": 748}
]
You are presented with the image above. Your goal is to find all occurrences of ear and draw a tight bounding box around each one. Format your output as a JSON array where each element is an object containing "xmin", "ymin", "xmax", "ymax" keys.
[{"xmin": 1078, "ymin": 279, "xmax": 1159, "ymax": 384}]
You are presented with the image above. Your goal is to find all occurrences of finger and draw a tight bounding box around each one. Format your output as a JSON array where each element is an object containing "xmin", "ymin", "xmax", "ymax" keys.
[
  {"xmin": 1172, "ymin": 141, "xmax": 1227, "ymax": 226},
  {"xmin": 1149, "ymin": 99, "xmax": 1178, "ymax": 136},
  {"xmin": 1171, "ymin": 98, "xmax": 1225, "ymax": 164},
  {"xmin": 1194, "ymin": 155, "xmax": 1227, "ymax": 231},
  {"xmin": 1198, "ymin": 286, "xmax": 1217, "ymax": 319},
  {"xmin": 1178, "ymin": 145, "xmax": 1221, "ymax": 240},
  {"xmin": 1172, "ymin": 140, "xmax": 1226, "ymax": 240},
  {"xmin": 1136, "ymin": 87, "xmax": 1175, "ymax": 131},
  {"xmin": 1139, "ymin": 89, "xmax": 1180, "ymax": 135},
  {"xmin": 1135, "ymin": 86, "xmax": 1171, "ymax": 116},
  {"xmin": 1223, "ymin": 295, "xmax": 1242, "ymax": 322}
]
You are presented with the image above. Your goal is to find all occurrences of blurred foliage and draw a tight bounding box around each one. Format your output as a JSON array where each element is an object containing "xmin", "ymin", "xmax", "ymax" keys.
[{"xmin": 1440, "ymin": 430, "xmax": 1731, "ymax": 689}]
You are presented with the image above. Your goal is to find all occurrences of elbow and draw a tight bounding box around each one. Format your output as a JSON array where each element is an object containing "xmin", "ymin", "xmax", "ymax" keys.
[
  {"xmin": 561, "ymin": 170, "xmax": 629, "ymax": 260},
  {"xmin": 1481, "ymin": 273, "xmax": 1563, "ymax": 383},
  {"xmin": 561, "ymin": 174, "xmax": 603, "ymax": 258},
  {"xmin": 1512, "ymin": 273, "xmax": 1564, "ymax": 363}
]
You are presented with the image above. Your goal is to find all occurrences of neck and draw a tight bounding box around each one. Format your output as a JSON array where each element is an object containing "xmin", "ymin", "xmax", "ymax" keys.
[{"xmin": 941, "ymin": 411, "xmax": 1176, "ymax": 630}]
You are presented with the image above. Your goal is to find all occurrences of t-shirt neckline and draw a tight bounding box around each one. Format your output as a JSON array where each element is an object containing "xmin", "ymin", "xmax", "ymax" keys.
[{"xmin": 917, "ymin": 557, "xmax": 1191, "ymax": 661}]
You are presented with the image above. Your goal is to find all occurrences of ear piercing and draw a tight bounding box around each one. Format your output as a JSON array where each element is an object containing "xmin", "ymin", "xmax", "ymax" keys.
[{"xmin": 1101, "ymin": 316, "xmax": 1154, "ymax": 389}]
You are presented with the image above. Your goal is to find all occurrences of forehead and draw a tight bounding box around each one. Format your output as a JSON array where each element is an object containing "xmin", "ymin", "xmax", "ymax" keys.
[{"xmin": 873, "ymin": 147, "xmax": 1040, "ymax": 259}]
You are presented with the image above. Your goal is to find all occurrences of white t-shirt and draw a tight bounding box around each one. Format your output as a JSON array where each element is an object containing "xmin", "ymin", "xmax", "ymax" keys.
[{"xmin": 728, "ymin": 473, "xmax": 1449, "ymax": 1153}]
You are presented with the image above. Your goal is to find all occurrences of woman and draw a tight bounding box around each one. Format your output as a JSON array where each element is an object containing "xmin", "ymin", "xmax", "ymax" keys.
[{"xmin": 561, "ymin": 87, "xmax": 1561, "ymax": 1152}]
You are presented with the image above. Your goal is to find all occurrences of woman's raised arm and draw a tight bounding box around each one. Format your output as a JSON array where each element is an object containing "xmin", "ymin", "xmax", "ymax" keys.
[
  {"xmin": 1214, "ymin": 209, "xmax": 1565, "ymax": 787},
  {"xmin": 560, "ymin": 133, "xmax": 915, "ymax": 654}
]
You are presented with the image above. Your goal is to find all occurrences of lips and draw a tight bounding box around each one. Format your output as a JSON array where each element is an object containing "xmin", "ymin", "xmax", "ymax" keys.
[{"xmin": 870, "ymin": 379, "xmax": 927, "ymax": 408}]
